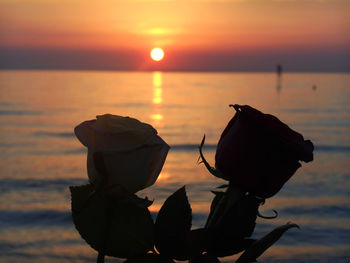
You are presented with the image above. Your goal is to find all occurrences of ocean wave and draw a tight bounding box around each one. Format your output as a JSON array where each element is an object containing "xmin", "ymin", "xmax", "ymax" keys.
[
  {"xmin": 280, "ymin": 181, "xmax": 350, "ymax": 197},
  {"xmin": 0, "ymin": 110, "xmax": 42, "ymax": 116},
  {"xmin": 51, "ymin": 144, "xmax": 350, "ymax": 153},
  {"xmin": 0, "ymin": 238, "xmax": 81, "ymax": 253},
  {"xmin": 253, "ymin": 223, "xmax": 350, "ymax": 246},
  {"xmin": 0, "ymin": 209, "xmax": 157, "ymax": 227},
  {"xmin": 315, "ymin": 145, "xmax": 350, "ymax": 152},
  {"xmin": 253, "ymin": 249, "xmax": 350, "ymax": 263},
  {"xmin": 274, "ymin": 205, "xmax": 350, "ymax": 218},
  {"xmin": 1, "ymin": 208, "xmax": 349, "ymax": 247},
  {"xmin": 0, "ymin": 210, "xmax": 72, "ymax": 227},
  {"xmin": 281, "ymin": 108, "xmax": 350, "ymax": 114},
  {"xmin": 2, "ymin": 142, "xmax": 350, "ymax": 157},
  {"xmin": 32, "ymin": 131, "xmax": 75, "ymax": 138},
  {"xmin": 169, "ymin": 144, "xmax": 350, "ymax": 153},
  {"xmin": 170, "ymin": 144, "xmax": 216, "ymax": 151},
  {"xmin": 1, "ymin": 247, "xmax": 348, "ymax": 263},
  {"xmin": 6, "ymin": 129, "xmax": 350, "ymax": 154},
  {"xmin": 1, "ymin": 206, "xmax": 349, "ymax": 230},
  {"xmin": 0, "ymin": 250, "xmax": 96, "ymax": 262},
  {"xmin": 111, "ymin": 102, "xmax": 149, "ymax": 108},
  {"xmin": 0, "ymin": 178, "xmax": 88, "ymax": 192}
]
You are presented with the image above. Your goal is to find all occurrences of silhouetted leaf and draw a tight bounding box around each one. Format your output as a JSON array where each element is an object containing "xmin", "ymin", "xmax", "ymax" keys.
[
  {"xmin": 217, "ymin": 184, "xmax": 229, "ymax": 189},
  {"xmin": 215, "ymin": 194, "xmax": 261, "ymax": 239},
  {"xmin": 191, "ymin": 253, "xmax": 221, "ymax": 263},
  {"xmin": 204, "ymin": 194, "xmax": 261, "ymax": 257},
  {"xmin": 206, "ymin": 186, "xmax": 246, "ymax": 230},
  {"xmin": 70, "ymin": 184, "xmax": 154, "ymax": 258},
  {"xmin": 124, "ymin": 254, "xmax": 175, "ymax": 263},
  {"xmin": 155, "ymin": 186, "xmax": 192, "ymax": 260},
  {"xmin": 236, "ymin": 223, "xmax": 299, "ymax": 263},
  {"xmin": 205, "ymin": 191, "xmax": 225, "ymax": 228},
  {"xmin": 207, "ymin": 237, "xmax": 255, "ymax": 257},
  {"xmin": 187, "ymin": 228, "xmax": 210, "ymax": 256},
  {"xmin": 126, "ymin": 194, "xmax": 154, "ymax": 208},
  {"xmin": 210, "ymin": 191, "xmax": 225, "ymax": 196}
]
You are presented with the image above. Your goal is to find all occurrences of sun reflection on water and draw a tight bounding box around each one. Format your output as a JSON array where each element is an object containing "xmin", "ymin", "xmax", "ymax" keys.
[
  {"xmin": 152, "ymin": 71, "xmax": 162, "ymax": 104},
  {"xmin": 151, "ymin": 71, "xmax": 164, "ymax": 127}
]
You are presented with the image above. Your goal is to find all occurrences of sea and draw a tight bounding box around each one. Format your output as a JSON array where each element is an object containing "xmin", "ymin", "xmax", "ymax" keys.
[{"xmin": 0, "ymin": 70, "xmax": 349, "ymax": 263}]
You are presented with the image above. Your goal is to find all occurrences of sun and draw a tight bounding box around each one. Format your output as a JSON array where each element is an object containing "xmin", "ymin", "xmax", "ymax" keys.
[{"xmin": 150, "ymin": 48, "xmax": 164, "ymax": 62}]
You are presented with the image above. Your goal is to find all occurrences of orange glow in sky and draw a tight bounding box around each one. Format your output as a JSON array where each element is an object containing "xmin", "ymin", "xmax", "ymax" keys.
[
  {"xmin": 0, "ymin": 0, "xmax": 349, "ymax": 71},
  {"xmin": 1, "ymin": 0, "xmax": 349, "ymax": 51}
]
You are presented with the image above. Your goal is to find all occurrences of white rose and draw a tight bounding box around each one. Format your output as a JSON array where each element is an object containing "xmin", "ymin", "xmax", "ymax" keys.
[{"xmin": 74, "ymin": 114, "xmax": 170, "ymax": 195}]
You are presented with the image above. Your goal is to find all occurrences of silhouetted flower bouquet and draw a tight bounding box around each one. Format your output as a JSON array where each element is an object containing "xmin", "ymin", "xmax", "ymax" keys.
[{"xmin": 70, "ymin": 104, "xmax": 314, "ymax": 263}]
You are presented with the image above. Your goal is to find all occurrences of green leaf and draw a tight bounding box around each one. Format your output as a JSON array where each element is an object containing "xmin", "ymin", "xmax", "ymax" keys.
[
  {"xmin": 236, "ymin": 223, "xmax": 299, "ymax": 263},
  {"xmin": 70, "ymin": 184, "xmax": 154, "ymax": 258},
  {"xmin": 155, "ymin": 186, "xmax": 192, "ymax": 260}
]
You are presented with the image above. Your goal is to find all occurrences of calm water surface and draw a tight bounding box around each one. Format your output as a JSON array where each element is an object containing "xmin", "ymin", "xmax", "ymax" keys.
[{"xmin": 0, "ymin": 70, "xmax": 350, "ymax": 262}]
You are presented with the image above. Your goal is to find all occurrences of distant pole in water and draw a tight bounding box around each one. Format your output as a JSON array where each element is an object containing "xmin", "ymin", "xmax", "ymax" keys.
[
  {"xmin": 277, "ymin": 64, "xmax": 282, "ymax": 76},
  {"xmin": 276, "ymin": 64, "xmax": 283, "ymax": 93}
]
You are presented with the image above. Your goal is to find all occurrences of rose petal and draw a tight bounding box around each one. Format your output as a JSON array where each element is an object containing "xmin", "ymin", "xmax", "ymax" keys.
[
  {"xmin": 74, "ymin": 120, "xmax": 96, "ymax": 148},
  {"xmin": 214, "ymin": 104, "xmax": 313, "ymax": 198},
  {"xmin": 300, "ymin": 140, "xmax": 314, "ymax": 162},
  {"xmin": 145, "ymin": 135, "xmax": 170, "ymax": 188},
  {"xmin": 76, "ymin": 114, "xmax": 169, "ymax": 194},
  {"xmin": 88, "ymin": 138, "xmax": 169, "ymax": 194},
  {"xmin": 254, "ymin": 161, "xmax": 301, "ymax": 198},
  {"xmin": 217, "ymin": 113, "xmax": 239, "ymax": 143}
]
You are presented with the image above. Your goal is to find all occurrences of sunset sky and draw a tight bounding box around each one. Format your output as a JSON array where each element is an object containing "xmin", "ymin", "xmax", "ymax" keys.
[{"xmin": 1, "ymin": 0, "xmax": 350, "ymax": 71}]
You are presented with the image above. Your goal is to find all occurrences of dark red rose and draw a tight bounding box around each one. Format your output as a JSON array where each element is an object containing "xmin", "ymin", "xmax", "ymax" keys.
[{"xmin": 215, "ymin": 104, "xmax": 314, "ymax": 198}]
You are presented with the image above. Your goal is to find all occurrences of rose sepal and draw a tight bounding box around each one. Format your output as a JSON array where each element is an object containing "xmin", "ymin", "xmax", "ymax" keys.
[
  {"xmin": 199, "ymin": 136, "xmax": 247, "ymax": 229},
  {"xmin": 198, "ymin": 135, "xmax": 227, "ymax": 180}
]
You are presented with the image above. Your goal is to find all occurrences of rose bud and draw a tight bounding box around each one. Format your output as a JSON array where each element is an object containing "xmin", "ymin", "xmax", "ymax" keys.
[
  {"xmin": 215, "ymin": 105, "xmax": 314, "ymax": 198},
  {"xmin": 74, "ymin": 114, "xmax": 170, "ymax": 196}
]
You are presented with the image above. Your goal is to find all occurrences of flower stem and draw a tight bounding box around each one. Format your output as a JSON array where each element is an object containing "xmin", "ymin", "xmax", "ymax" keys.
[
  {"xmin": 96, "ymin": 198, "xmax": 114, "ymax": 263},
  {"xmin": 97, "ymin": 252, "xmax": 105, "ymax": 263}
]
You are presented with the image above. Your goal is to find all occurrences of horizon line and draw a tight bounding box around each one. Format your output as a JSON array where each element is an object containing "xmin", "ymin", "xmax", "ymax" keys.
[{"xmin": 1, "ymin": 68, "xmax": 350, "ymax": 74}]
